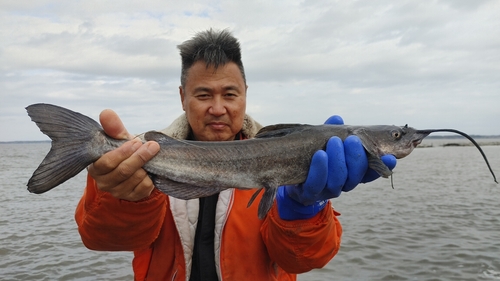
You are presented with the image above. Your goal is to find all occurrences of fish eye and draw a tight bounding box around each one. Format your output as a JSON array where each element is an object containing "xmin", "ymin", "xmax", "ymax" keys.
[{"xmin": 391, "ymin": 130, "xmax": 402, "ymax": 139}]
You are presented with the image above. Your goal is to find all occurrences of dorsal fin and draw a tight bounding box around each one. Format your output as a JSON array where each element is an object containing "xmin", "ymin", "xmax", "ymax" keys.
[
  {"xmin": 255, "ymin": 124, "xmax": 310, "ymax": 138},
  {"xmin": 144, "ymin": 131, "xmax": 176, "ymax": 144}
]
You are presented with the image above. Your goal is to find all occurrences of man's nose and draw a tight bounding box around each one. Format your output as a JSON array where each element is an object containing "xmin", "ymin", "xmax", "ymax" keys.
[{"xmin": 208, "ymin": 97, "xmax": 226, "ymax": 116}]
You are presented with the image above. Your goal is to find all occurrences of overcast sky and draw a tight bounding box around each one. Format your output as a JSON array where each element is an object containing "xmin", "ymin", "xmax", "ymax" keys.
[{"xmin": 1, "ymin": 0, "xmax": 499, "ymax": 142}]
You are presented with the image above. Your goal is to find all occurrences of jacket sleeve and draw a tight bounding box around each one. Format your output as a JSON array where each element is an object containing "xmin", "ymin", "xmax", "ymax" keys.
[
  {"xmin": 260, "ymin": 200, "xmax": 342, "ymax": 273},
  {"xmin": 75, "ymin": 173, "xmax": 167, "ymax": 251}
]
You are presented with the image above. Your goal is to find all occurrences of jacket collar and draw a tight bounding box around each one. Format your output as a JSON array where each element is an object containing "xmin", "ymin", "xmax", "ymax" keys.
[{"xmin": 158, "ymin": 113, "xmax": 263, "ymax": 140}]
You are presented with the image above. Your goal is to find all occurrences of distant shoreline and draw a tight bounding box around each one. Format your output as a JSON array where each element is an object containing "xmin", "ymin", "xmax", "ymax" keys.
[
  {"xmin": 0, "ymin": 135, "xmax": 500, "ymax": 147},
  {"xmin": 418, "ymin": 142, "xmax": 500, "ymax": 148},
  {"xmin": 0, "ymin": 140, "xmax": 51, "ymax": 144},
  {"xmin": 2, "ymin": 135, "xmax": 500, "ymax": 144}
]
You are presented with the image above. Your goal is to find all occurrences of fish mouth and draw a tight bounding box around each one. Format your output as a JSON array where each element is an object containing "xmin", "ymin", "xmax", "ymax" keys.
[
  {"xmin": 412, "ymin": 138, "xmax": 423, "ymax": 147},
  {"xmin": 411, "ymin": 132, "xmax": 431, "ymax": 148}
]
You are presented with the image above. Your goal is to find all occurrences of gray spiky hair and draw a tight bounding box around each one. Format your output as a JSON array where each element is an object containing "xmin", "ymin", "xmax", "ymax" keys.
[{"xmin": 177, "ymin": 28, "xmax": 246, "ymax": 87}]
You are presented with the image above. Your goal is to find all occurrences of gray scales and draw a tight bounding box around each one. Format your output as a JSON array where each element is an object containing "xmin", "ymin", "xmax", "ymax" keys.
[{"xmin": 26, "ymin": 103, "xmax": 497, "ymax": 219}]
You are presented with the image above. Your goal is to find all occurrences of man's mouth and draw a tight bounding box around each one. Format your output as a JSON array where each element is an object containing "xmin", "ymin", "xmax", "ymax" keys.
[{"xmin": 208, "ymin": 122, "xmax": 228, "ymax": 130}]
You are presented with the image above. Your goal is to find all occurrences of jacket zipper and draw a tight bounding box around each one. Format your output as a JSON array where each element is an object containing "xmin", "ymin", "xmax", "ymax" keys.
[
  {"xmin": 171, "ymin": 270, "xmax": 177, "ymax": 281},
  {"xmin": 216, "ymin": 189, "xmax": 234, "ymax": 280}
]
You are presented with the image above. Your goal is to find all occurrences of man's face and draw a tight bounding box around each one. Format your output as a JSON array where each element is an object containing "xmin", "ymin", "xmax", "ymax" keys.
[{"xmin": 180, "ymin": 60, "xmax": 247, "ymax": 141}]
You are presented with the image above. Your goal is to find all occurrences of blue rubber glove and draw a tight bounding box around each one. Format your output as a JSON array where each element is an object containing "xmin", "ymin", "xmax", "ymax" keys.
[{"xmin": 277, "ymin": 115, "xmax": 397, "ymax": 220}]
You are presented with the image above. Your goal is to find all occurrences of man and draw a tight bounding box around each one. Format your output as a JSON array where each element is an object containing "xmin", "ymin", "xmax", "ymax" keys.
[{"xmin": 75, "ymin": 29, "xmax": 396, "ymax": 280}]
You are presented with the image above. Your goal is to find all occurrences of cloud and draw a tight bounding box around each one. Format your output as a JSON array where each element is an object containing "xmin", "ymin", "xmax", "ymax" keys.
[{"xmin": 1, "ymin": 0, "xmax": 499, "ymax": 141}]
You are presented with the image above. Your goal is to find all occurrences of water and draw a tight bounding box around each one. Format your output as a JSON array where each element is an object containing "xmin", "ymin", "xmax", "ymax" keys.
[
  {"xmin": 0, "ymin": 143, "xmax": 133, "ymax": 280},
  {"xmin": 301, "ymin": 139, "xmax": 500, "ymax": 281},
  {"xmin": 1, "ymin": 141, "xmax": 499, "ymax": 280}
]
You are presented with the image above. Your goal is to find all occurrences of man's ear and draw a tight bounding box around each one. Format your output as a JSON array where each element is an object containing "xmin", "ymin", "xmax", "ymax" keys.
[{"xmin": 179, "ymin": 86, "xmax": 186, "ymax": 111}]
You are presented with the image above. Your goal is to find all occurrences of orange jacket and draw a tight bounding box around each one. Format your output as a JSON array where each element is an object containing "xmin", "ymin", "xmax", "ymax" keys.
[
  {"xmin": 75, "ymin": 113, "xmax": 343, "ymax": 280},
  {"xmin": 75, "ymin": 174, "xmax": 342, "ymax": 280}
]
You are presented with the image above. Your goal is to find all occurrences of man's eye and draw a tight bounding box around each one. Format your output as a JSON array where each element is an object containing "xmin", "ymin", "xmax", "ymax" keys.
[{"xmin": 196, "ymin": 94, "xmax": 210, "ymax": 99}]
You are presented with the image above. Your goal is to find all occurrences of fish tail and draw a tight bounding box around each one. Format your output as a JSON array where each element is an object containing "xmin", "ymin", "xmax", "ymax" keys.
[{"xmin": 26, "ymin": 104, "xmax": 103, "ymax": 194}]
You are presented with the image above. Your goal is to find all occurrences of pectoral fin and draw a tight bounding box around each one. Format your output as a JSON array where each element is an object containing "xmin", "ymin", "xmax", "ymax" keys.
[
  {"xmin": 367, "ymin": 153, "xmax": 393, "ymax": 178},
  {"xmin": 355, "ymin": 129, "xmax": 393, "ymax": 179}
]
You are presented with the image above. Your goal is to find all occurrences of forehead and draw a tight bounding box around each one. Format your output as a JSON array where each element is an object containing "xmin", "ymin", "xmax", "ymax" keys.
[{"xmin": 185, "ymin": 61, "xmax": 245, "ymax": 87}]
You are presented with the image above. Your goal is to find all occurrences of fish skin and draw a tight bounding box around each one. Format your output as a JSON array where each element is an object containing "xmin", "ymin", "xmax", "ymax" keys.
[
  {"xmin": 142, "ymin": 125, "xmax": 423, "ymax": 213},
  {"xmin": 25, "ymin": 103, "xmax": 495, "ymax": 219},
  {"xmin": 142, "ymin": 125, "xmax": 426, "ymax": 218}
]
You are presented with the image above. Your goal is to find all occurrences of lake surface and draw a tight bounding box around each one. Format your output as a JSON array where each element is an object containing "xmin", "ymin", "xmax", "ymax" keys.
[{"xmin": 1, "ymin": 141, "xmax": 499, "ymax": 281}]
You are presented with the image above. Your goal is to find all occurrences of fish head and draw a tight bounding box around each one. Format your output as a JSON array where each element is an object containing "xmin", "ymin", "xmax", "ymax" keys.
[{"xmin": 369, "ymin": 125, "xmax": 430, "ymax": 159}]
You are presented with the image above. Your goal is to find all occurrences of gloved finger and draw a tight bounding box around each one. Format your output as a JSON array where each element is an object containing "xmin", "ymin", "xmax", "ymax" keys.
[
  {"xmin": 283, "ymin": 184, "xmax": 301, "ymax": 201},
  {"xmin": 324, "ymin": 115, "xmax": 344, "ymax": 125},
  {"xmin": 325, "ymin": 137, "xmax": 347, "ymax": 198},
  {"xmin": 362, "ymin": 154, "xmax": 397, "ymax": 183},
  {"xmin": 342, "ymin": 136, "xmax": 368, "ymax": 192},
  {"xmin": 381, "ymin": 154, "xmax": 397, "ymax": 170},
  {"xmin": 298, "ymin": 150, "xmax": 329, "ymax": 205}
]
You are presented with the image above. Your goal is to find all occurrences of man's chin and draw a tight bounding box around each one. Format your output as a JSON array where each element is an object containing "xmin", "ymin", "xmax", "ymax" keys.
[
  {"xmin": 208, "ymin": 134, "xmax": 235, "ymax": 141},
  {"xmin": 196, "ymin": 131, "xmax": 235, "ymax": 141}
]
